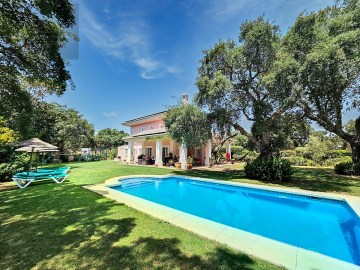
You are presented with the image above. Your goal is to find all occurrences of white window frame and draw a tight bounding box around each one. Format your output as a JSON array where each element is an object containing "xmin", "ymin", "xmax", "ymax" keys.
[{"xmin": 162, "ymin": 146, "xmax": 169, "ymax": 158}]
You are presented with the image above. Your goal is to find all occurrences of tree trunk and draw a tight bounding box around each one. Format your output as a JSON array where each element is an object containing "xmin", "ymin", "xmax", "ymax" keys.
[
  {"xmin": 350, "ymin": 141, "xmax": 360, "ymax": 163},
  {"xmin": 258, "ymin": 132, "xmax": 274, "ymax": 159},
  {"xmin": 258, "ymin": 144, "xmax": 273, "ymax": 159}
]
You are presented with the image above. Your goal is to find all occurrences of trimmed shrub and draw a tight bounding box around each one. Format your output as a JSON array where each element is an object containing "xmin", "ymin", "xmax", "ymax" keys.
[
  {"xmin": 281, "ymin": 148, "xmax": 352, "ymax": 167},
  {"xmin": 334, "ymin": 162, "xmax": 360, "ymax": 176},
  {"xmin": 322, "ymin": 156, "xmax": 352, "ymax": 167},
  {"xmin": 284, "ymin": 156, "xmax": 315, "ymax": 166},
  {"xmin": 244, "ymin": 157, "xmax": 294, "ymax": 182},
  {"xmin": 324, "ymin": 150, "xmax": 351, "ymax": 159}
]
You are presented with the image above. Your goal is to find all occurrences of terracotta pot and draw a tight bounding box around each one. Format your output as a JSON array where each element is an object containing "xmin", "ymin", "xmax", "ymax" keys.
[
  {"xmin": 175, "ymin": 162, "xmax": 181, "ymax": 169},
  {"xmin": 186, "ymin": 163, "xmax": 192, "ymax": 169}
]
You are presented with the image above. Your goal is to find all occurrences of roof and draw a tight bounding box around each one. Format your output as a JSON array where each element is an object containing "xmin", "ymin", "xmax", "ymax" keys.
[
  {"xmin": 122, "ymin": 111, "xmax": 167, "ymax": 126},
  {"xmin": 123, "ymin": 127, "xmax": 167, "ymax": 140}
]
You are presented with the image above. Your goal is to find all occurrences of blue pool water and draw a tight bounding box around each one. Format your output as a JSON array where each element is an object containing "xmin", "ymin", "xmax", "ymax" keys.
[{"xmin": 111, "ymin": 176, "xmax": 360, "ymax": 265}]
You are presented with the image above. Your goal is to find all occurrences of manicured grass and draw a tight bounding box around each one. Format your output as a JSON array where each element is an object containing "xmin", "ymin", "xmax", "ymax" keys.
[{"xmin": 1, "ymin": 161, "xmax": 282, "ymax": 270}]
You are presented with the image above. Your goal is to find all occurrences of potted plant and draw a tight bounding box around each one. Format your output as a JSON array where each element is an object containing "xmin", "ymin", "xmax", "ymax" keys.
[
  {"xmin": 175, "ymin": 162, "xmax": 181, "ymax": 169},
  {"xmin": 186, "ymin": 156, "xmax": 193, "ymax": 169},
  {"xmin": 168, "ymin": 159, "xmax": 174, "ymax": 166}
]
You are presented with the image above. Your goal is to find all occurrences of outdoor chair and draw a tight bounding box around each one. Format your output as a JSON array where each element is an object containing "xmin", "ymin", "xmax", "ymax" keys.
[
  {"xmin": 36, "ymin": 166, "xmax": 70, "ymax": 174},
  {"xmin": 12, "ymin": 171, "xmax": 69, "ymax": 189}
]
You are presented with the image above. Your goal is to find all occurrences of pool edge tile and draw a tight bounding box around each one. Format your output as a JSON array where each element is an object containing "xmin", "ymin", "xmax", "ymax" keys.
[
  {"xmin": 215, "ymin": 226, "xmax": 297, "ymax": 270},
  {"xmin": 296, "ymin": 247, "xmax": 360, "ymax": 270}
]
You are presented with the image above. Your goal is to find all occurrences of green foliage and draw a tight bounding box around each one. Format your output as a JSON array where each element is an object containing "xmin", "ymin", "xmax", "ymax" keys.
[
  {"xmin": 0, "ymin": 88, "xmax": 33, "ymax": 137},
  {"xmin": 0, "ymin": 0, "xmax": 76, "ymax": 94},
  {"xmin": 0, "ymin": 1, "xmax": 77, "ymax": 138},
  {"xmin": 0, "ymin": 153, "xmax": 30, "ymax": 181},
  {"xmin": 108, "ymin": 149, "xmax": 117, "ymax": 160},
  {"xmin": 164, "ymin": 103, "xmax": 211, "ymax": 149},
  {"xmin": 95, "ymin": 128, "xmax": 127, "ymax": 150},
  {"xmin": 282, "ymin": 0, "xmax": 360, "ymax": 162},
  {"xmin": 0, "ymin": 117, "xmax": 18, "ymax": 145},
  {"xmin": 234, "ymin": 135, "xmax": 248, "ymax": 148},
  {"xmin": 31, "ymin": 103, "xmax": 95, "ymax": 153},
  {"xmin": 244, "ymin": 157, "xmax": 294, "ymax": 182},
  {"xmin": 195, "ymin": 1, "xmax": 359, "ymax": 161},
  {"xmin": 73, "ymin": 154, "xmax": 102, "ymax": 162},
  {"xmin": 195, "ymin": 17, "xmax": 309, "ymax": 158},
  {"xmin": 281, "ymin": 146, "xmax": 352, "ymax": 167},
  {"xmin": 334, "ymin": 162, "xmax": 360, "ymax": 176}
]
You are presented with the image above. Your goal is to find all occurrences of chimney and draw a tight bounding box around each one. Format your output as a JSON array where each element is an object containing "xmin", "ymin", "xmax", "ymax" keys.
[{"xmin": 181, "ymin": 93, "xmax": 188, "ymax": 105}]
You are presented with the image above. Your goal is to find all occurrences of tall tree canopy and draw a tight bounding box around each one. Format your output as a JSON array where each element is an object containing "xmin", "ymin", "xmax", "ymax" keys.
[
  {"xmin": 196, "ymin": 1, "xmax": 359, "ymax": 162},
  {"xmin": 164, "ymin": 103, "xmax": 211, "ymax": 150},
  {"xmin": 31, "ymin": 103, "xmax": 95, "ymax": 153},
  {"xmin": 283, "ymin": 0, "xmax": 360, "ymax": 162},
  {"xmin": 95, "ymin": 128, "xmax": 128, "ymax": 150},
  {"xmin": 195, "ymin": 17, "xmax": 304, "ymax": 159},
  {"xmin": 0, "ymin": 0, "xmax": 76, "ymax": 137}
]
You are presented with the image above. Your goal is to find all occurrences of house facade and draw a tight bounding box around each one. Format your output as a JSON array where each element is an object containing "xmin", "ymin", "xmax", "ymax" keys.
[{"xmin": 120, "ymin": 110, "xmax": 213, "ymax": 169}]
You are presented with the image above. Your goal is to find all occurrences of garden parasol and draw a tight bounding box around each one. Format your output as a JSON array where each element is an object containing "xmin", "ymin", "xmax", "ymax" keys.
[{"xmin": 15, "ymin": 138, "xmax": 58, "ymax": 172}]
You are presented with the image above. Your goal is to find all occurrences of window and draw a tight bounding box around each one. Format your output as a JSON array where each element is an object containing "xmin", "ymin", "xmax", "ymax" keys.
[
  {"xmin": 162, "ymin": 147, "xmax": 169, "ymax": 158},
  {"xmin": 146, "ymin": 147, "xmax": 152, "ymax": 157}
]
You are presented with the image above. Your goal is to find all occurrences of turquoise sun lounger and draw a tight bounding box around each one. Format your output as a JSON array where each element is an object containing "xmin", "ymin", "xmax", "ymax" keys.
[
  {"xmin": 12, "ymin": 171, "xmax": 69, "ymax": 189},
  {"xmin": 36, "ymin": 166, "xmax": 70, "ymax": 174}
]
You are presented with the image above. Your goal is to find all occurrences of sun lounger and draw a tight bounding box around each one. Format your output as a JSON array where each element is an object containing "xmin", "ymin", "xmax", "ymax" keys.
[
  {"xmin": 36, "ymin": 166, "xmax": 70, "ymax": 174},
  {"xmin": 12, "ymin": 171, "xmax": 69, "ymax": 189}
]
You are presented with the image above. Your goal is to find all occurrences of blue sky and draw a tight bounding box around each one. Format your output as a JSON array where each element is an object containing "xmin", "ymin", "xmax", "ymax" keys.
[{"xmin": 51, "ymin": 0, "xmax": 335, "ymax": 134}]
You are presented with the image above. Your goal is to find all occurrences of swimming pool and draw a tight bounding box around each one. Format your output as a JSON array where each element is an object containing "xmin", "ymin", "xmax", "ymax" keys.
[{"xmin": 111, "ymin": 176, "xmax": 360, "ymax": 266}]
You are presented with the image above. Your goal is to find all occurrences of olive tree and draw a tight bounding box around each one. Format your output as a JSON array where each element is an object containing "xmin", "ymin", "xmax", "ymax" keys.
[
  {"xmin": 195, "ymin": 17, "xmax": 301, "ymax": 159},
  {"xmin": 164, "ymin": 103, "xmax": 211, "ymax": 150},
  {"xmin": 283, "ymin": 0, "xmax": 360, "ymax": 162}
]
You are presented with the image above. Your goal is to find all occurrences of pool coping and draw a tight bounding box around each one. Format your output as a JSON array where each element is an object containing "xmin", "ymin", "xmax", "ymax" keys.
[{"xmin": 84, "ymin": 174, "xmax": 360, "ymax": 270}]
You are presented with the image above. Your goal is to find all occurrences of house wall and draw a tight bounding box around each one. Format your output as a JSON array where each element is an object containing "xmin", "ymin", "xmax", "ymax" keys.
[
  {"xmin": 117, "ymin": 146, "xmax": 128, "ymax": 161},
  {"xmin": 130, "ymin": 120, "xmax": 165, "ymax": 135}
]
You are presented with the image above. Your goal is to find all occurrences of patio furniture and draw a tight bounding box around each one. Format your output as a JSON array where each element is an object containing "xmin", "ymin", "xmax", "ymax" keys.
[
  {"xmin": 193, "ymin": 158, "xmax": 202, "ymax": 166},
  {"xmin": 36, "ymin": 166, "xmax": 70, "ymax": 174},
  {"xmin": 12, "ymin": 170, "xmax": 69, "ymax": 188},
  {"xmin": 12, "ymin": 167, "xmax": 70, "ymax": 188}
]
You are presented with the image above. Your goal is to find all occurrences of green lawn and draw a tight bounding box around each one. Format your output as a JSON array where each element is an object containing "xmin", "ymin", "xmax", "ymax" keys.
[
  {"xmin": 1, "ymin": 161, "xmax": 282, "ymax": 270},
  {"xmin": 1, "ymin": 160, "xmax": 359, "ymax": 270}
]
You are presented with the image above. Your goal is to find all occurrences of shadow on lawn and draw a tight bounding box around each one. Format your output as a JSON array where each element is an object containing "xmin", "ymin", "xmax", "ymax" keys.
[
  {"xmin": 175, "ymin": 166, "xmax": 360, "ymax": 194},
  {"xmin": 0, "ymin": 182, "xmax": 269, "ymax": 270}
]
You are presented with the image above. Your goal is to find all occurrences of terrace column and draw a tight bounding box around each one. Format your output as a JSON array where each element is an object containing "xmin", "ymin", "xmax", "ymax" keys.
[
  {"xmin": 179, "ymin": 143, "xmax": 187, "ymax": 170},
  {"xmin": 169, "ymin": 140, "xmax": 175, "ymax": 155},
  {"xmin": 140, "ymin": 141, "xmax": 144, "ymax": 155},
  {"xmin": 226, "ymin": 139, "xmax": 231, "ymax": 159},
  {"xmin": 155, "ymin": 140, "xmax": 163, "ymax": 166},
  {"xmin": 127, "ymin": 141, "xmax": 134, "ymax": 163},
  {"xmin": 205, "ymin": 140, "xmax": 212, "ymax": 166}
]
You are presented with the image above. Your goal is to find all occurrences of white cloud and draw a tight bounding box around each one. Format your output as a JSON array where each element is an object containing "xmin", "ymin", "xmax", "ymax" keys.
[
  {"xmin": 80, "ymin": 3, "xmax": 178, "ymax": 79},
  {"xmin": 206, "ymin": 0, "xmax": 249, "ymax": 22},
  {"xmin": 103, "ymin": 111, "xmax": 118, "ymax": 117}
]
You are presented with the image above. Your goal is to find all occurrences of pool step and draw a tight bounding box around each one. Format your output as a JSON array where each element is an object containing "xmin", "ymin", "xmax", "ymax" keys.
[{"xmin": 120, "ymin": 179, "xmax": 157, "ymax": 189}]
